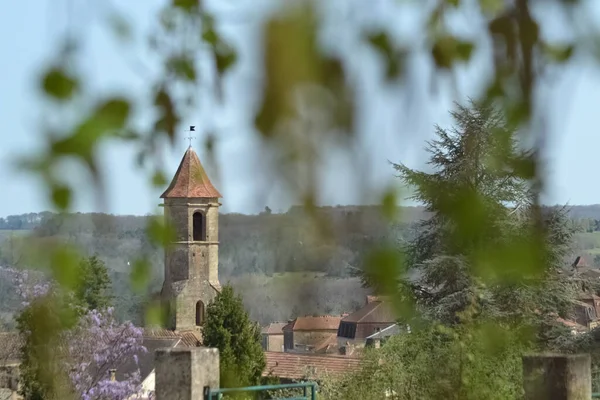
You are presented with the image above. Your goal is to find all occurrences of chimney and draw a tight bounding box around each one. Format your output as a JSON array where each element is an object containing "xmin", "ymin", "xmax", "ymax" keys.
[{"xmin": 109, "ymin": 369, "xmax": 116, "ymax": 382}]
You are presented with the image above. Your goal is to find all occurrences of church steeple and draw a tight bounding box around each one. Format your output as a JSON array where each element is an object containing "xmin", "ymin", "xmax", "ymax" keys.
[
  {"xmin": 160, "ymin": 147, "xmax": 222, "ymax": 199},
  {"xmin": 160, "ymin": 146, "xmax": 222, "ymax": 332}
]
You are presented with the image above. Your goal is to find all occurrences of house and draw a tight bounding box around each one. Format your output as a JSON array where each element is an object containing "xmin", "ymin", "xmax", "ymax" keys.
[
  {"xmin": 337, "ymin": 296, "xmax": 397, "ymax": 349},
  {"xmin": 365, "ymin": 323, "xmax": 401, "ymax": 348},
  {"xmin": 264, "ymin": 351, "xmax": 361, "ymax": 382},
  {"xmin": 283, "ymin": 316, "xmax": 342, "ymax": 353},
  {"xmin": 261, "ymin": 322, "xmax": 286, "ymax": 352}
]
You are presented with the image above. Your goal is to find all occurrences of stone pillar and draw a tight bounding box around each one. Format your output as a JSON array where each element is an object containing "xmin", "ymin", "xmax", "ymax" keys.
[
  {"xmin": 155, "ymin": 347, "xmax": 220, "ymax": 400},
  {"xmin": 522, "ymin": 353, "xmax": 591, "ymax": 400}
]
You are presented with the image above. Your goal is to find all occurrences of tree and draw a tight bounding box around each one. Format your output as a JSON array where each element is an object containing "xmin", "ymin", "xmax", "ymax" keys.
[
  {"xmin": 6, "ymin": 267, "xmax": 146, "ymax": 400},
  {"xmin": 75, "ymin": 255, "xmax": 113, "ymax": 311},
  {"xmin": 360, "ymin": 101, "xmax": 578, "ymax": 330},
  {"xmin": 202, "ymin": 285, "xmax": 266, "ymax": 388}
]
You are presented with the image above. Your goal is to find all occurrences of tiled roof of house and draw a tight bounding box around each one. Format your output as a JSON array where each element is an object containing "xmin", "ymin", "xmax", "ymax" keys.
[
  {"xmin": 290, "ymin": 316, "xmax": 342, "ymax": 331},
  {"xmin": 313, "ymin": 334, "xmax": 338, "ymax": 354},
  {"xmin": 262, "ymin": 322, "xmax": 287, "ymax": 335},
  {"xmin": 341, "ymin": 301, "xmax": 396, "ymax": 324},
  {"xmin": 160, "ymin": 147, "xmax": 222, "ymax": 199},
  {"xmin": 263, "ymin": 352, "xmax": 360, "ymax": 380},
  {"xmin": 142, "ymin": 328, "xmax": 202, "ymax": 347}
]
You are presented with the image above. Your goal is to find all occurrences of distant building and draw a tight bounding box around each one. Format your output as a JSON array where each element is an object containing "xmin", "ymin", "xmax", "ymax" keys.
[
  {"xmin": 337, "ymin": 296, "xmax": 397, "ymax": 349},
  {"xmin": 261, "ymin": 322, "xmax": 286, "ymax": 352},
  {"xmin": 283, "ymin": 316, "xmax": 342, "ymax": 353},
  {"xmin": 159, "ymin": 146, "xmax": 222, "ymax": 331},
  {"xmin": 365, "ymin": 323, "xmax": 401, "ymax": 348}
]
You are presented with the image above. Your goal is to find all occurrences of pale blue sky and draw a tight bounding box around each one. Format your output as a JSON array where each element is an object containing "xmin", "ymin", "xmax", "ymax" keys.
[{"xmin": 1, "ymin": 0, "xmax": 599, "ymax": 217}]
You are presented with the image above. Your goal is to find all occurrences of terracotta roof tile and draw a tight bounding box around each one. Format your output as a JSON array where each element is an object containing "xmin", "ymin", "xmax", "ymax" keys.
[
  {"xmin": 160, "ymin": 147, "xmax": 222, "ymax": 199},
  {"xmin": 262, "ymin": 322, "xmax": 287, "ymax": 335},
  {"xmin": 313, "ymin": 334, "xmax": 338, "ymax": 354},
  {"xmin": 142, "ymin": 328, "xmax": 202, "ymax": 347},
  {"xmin": 263, "ymin": 352, "xmax": 360, "ymax": 380},
  {"xmin": 341, "ymin": 301, "xmax": 396, "ymax": 324},
  {"xmin": 292, "ymin": 316, "xmax": 342, "ymax": 331}
]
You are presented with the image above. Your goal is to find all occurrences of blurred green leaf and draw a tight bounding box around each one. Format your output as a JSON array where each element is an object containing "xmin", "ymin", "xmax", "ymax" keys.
[
  {"xmin": 201, "ymin": 14, "xmax": 218, "ymax": 45},
  {"xmin": 145, "ymin": 301, "xmax": 167, "ymax": 327},
  {"xmin": 364, "ymin": 246, "xmax": 404, "ymax": 296},
  {"xmin": 147, "ymin": 216, "xmax": 175, "ymax": 247},
  {"xmin": 366, "ymin": 31, "xmax": 403, "ymax": 80},
  {"xmin": 167, "ymin": 56, "xmax": 196, "ymax": 81},
  {"xmin": 154, "ymin": 88, "xmax": 179, "ymax": 143},
  {"xmin": 381, "ymin": 188, "xmax": 397, "ymax": 220},
  {"xmin": 542, "ymin": 43, "xmax": 574, "ymax": 62},
  {"xmin": 172, "ymin": 0, "xmax": 199, "ymax": 12},
  {"xmin": 94, "ymin": 98, "xmax": 131, "ymax": 130},
  {"xmin": 152, "ymin": 170, "xmax": 168, "ymax": 187},
  {"xmin": 432, "ymin": 36, "xmax": 475, "ymax": 68},
  {"xmin": 51, "ymin": 184, "xmax": 72, "ymax": 211},
  {"xmin": 215, "ymin": 45, "xmax": 237, "ymax": 76},
  {"xmin": 479, "ymin": 0, "xmax": 505, "ymax": 14},
  {"xmin": 255, "ymin": 3, "xmax": 321, "ymax": 135},
  {"xmin": 41, "ymin": 67, "xmax": 78, "ymax": 101},
  {"xmin": 50, "ymin": 246, "xmax": 80, "ymax": 291},
  {"xmin": 130, "ymin": 258, "xmax": 150, "ymax": 293},
  {"xmin": 456, "ymin": 40, "xmax": 475, "ymax": 61}
]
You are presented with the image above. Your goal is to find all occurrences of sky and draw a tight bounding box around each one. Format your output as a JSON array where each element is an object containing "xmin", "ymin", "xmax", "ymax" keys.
[{"xmin": 1, "ymin": 0, "xmax": 600, "ymax": 217}]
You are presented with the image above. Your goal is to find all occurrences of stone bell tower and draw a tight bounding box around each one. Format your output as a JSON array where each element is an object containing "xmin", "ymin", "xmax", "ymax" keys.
[{"xmin": 160, "ymin": 145, "xmax": 222, "ymax": 331}]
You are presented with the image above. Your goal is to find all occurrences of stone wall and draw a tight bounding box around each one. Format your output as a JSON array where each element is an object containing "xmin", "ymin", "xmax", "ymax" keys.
[
  {"xmin": 523, "ymin": 353, "xmax": 591, "ymax": 400},
  {"xmin": 162, "ymin": 197, "xmax": 221, "ymax": 330},
  {"xmin": 155, "ymin": 347, "xmax": 219, "ymax": 400}
]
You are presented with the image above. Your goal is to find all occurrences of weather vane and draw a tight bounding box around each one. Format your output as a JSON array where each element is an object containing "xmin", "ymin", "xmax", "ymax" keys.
[{"xmin": 186, "ymin": 126, "xmax": 196, "ymax": 147}]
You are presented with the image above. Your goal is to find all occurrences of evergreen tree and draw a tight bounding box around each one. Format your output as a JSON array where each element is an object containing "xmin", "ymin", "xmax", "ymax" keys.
[
  {"xmin": 75, "ymin": 254, "xmax": 113, "ymax": 311},
  {"xmin": 202, "ymin": 285, "xmax": 266, "ymax": 388},
  {"xmin": 364, "ymin": 100, "xmax": 578, "ymax": 332}
]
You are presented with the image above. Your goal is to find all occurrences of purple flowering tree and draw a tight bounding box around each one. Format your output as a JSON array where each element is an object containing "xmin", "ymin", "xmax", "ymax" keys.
[
  {"xmin": 65, "ymin": 308, "xmax": 150, "ymax": 400},
  {"xmin": 1, "ymin": 266, "xmax": 152, "ymax": 400}
]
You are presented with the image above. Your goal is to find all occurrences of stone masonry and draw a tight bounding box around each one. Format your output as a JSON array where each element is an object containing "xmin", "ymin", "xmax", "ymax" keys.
[{"xmin": 160, "ymin": 147, "xmax": 222, "ymax": 331}]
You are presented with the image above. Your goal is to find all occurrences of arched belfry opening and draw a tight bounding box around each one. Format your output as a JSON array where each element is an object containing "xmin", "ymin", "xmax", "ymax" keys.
[
  {"xmin": 193, "ymin": 211, "xmax": 206, "ymax": 241},
  {"xmin": 195, "ymin": 301, "xmax": 205, "ymax": 326}
]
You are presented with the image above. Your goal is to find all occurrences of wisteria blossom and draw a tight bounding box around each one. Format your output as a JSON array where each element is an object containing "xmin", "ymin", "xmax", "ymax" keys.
[
  {"xmin": 65, "ymin": 308, "xmax": 148, "ymax": 400},
  {"xmin": 1, "ymin": 265, "xmax": 150, "ymax": 400},
  {"xmin": 0, "ymin": 266, "xmax": 51, "ymax": 306}
]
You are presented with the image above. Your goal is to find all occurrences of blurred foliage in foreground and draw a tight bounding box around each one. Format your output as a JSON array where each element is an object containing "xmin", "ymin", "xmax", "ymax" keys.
[{"xmin": 8, "ymin": 0, "xmax": 600, "ymax": 397}]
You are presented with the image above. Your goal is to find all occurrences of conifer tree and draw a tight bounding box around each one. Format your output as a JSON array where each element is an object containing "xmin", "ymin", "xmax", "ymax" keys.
[
  {"xmin": 202, "ymin": 285, "xmax": 266, "ymax": 388},
  {"xmin": 75, "ymin": 254, "xmax": 113, "ymax": 311},
  {"xmin": 364, "ymin": 100, "xmax": 579, "ymax": 332}
]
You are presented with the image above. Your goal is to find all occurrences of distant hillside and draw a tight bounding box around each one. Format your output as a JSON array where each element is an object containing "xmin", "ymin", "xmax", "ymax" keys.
[{"xmin": 1, "ymin": 204, "xmax": 600, "ymax": 326}]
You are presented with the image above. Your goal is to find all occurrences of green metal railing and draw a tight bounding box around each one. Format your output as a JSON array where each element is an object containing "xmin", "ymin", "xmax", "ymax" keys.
[{"xmin": 204, "ymin": 382, "xmax": 318, "ymax": 400}]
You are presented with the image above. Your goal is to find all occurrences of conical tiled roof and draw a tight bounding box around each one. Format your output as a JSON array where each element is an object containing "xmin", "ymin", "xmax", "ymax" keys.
[{"xmin": 160, "ymin": 147, "xmax": 222, "ymax": 198}]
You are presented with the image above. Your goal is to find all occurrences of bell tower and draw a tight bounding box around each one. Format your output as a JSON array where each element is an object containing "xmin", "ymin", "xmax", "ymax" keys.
[{"xmin": 160, "ymin": 145, "xmax": 222, "ymax": 331}]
